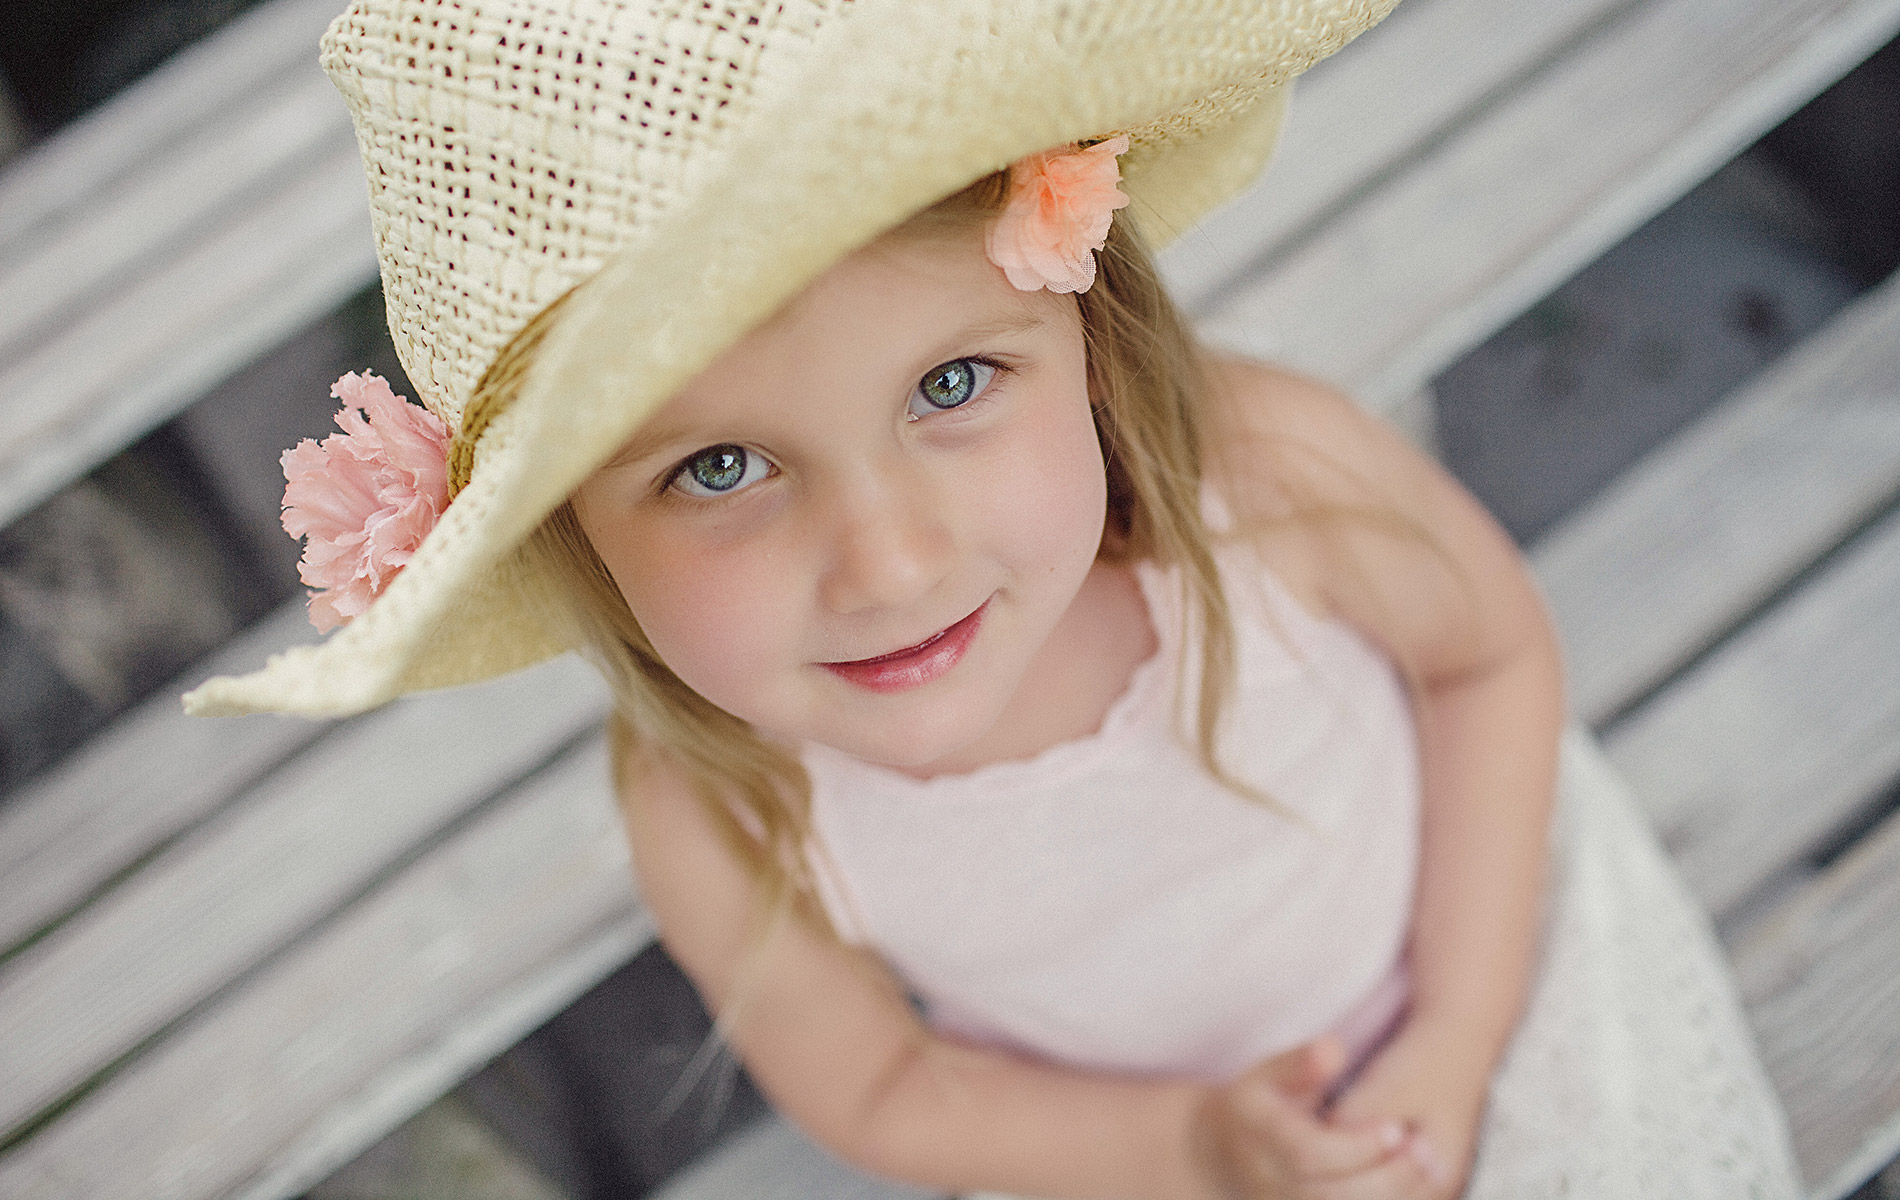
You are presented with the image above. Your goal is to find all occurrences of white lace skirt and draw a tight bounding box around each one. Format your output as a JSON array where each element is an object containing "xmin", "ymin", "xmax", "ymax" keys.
[
  {"xmin": 969, "ymin": 730, "xmax": 1802, "ymax": 1200},
  {"xmin": 1463, "ymin": 730, "xmax": 1799, "ymax": 1199}
]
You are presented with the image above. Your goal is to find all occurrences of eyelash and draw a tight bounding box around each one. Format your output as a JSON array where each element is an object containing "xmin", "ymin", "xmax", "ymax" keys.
[
  {"xmin": 907, "ymin": 355, "xmax": 1007, "ymax": 421},
  {"xmin": 665, "ymin": 443, "xmax": 773, "ymax": 500},
  {"xmin": 659, "ymin": 354, "xmax": 1014, "ymax": 501}
]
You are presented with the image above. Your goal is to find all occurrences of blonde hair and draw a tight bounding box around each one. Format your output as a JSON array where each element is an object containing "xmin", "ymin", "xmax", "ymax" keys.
[{"xmin": 505, "ymin": 173, "xmax": 1252, "ymax": 929}]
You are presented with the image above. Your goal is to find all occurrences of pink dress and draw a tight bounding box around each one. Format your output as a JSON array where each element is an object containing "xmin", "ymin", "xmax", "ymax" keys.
[{"xmin": 800, "ymin": 543, "xmax": 1802, "ymax": 1198}]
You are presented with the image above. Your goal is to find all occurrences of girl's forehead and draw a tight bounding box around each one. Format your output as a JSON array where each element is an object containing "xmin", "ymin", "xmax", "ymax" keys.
[
  {"xmin": 701, "ymin": 229, "xmax": 1067, "ymax": 384},
  {"xmin": 772, "ymin": 225, "xmax": 1013, "ymax": 331}
]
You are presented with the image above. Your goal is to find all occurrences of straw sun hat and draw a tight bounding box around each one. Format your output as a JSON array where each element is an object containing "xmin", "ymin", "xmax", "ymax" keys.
[{"xmin": 185, "ymin": 0, "xmax": 1398, "ymax": 718}]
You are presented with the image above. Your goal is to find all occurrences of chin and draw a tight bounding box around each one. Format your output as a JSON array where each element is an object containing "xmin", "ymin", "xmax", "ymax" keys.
[
  {"xmin": 827, "ymin": 725, "xmax": 982, "ymax": 774},
  {"xmin": 823, "ymin": 693, "xmax": 1013, "ymax": 776}
]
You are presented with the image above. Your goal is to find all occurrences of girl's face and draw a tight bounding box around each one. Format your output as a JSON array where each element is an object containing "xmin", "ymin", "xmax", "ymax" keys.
[{"xmin": 573, "ymin": 224, "xmax": 1108, "ymax": 776}]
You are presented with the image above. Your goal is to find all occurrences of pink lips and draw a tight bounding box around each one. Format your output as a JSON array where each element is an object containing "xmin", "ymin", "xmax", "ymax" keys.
[{"xmin": 821, "ymin": 601, "xmax": 988, "ymax": 693}]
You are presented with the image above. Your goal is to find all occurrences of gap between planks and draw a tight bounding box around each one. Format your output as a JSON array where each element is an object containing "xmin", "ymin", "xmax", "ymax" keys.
[
  {"xmin": 1532, "ymin": 268, "xmax": 1900, "ymax": 727},
  {"xmin": 1732, "ymin": 804, "xmax": 1900, "ymax": 1196},
  {"xmin": 1157, "ymin": 0, "xmax": 1645, "ymax": 311},
  {"xmin": 1194, "ymin": 0, "xmax": 1900, "ymax": 414},
  {"xmin": 0, "ymin": 63, "xmax": 350, "ymax": 367},
  {"xmin": 0, "ymin": 655, "xmax": 610, "ymax": 1140},
  {"xmin": 0, "ymin": 0, "xmax": 342, "ymax": 253},
  {"xmin": 0, "ymin": 602, "xmax": 324, "ymax": 958},
  {"xmin": 0, "ymin": 134, "xmax": 374, "ymax": 530},
  {"xmin": 1602, "ymin": 501, "xmax": 1900, "ymax": 922},
  {"xmin": 0, "ymin": 737, "xmax": 649, "ymax": 1200}
]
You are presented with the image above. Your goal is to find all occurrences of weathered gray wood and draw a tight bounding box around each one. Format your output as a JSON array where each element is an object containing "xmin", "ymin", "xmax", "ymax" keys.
[
  {"xmin": 1158, "ymin": 0, "xmax": 1633, "ymax": 311},
  {"xmin": 0, "ymin": 601, "xmax": 322, "ymax": 956},
  {"xmin": 651, "ymin": 1114, "xmax": 935, "ymax": 1200},
  {"xmin": 1533, "ymin": 270, "xmax": 1900, "ymax": 726},
  {"xmin": 0, "ymin": 0, "xmax": 339, "ymax": 255},
  {"xmin": 1601, "ymin": 504, "xmax": 1900, "ymax": 920},
  {"xmin": 0, "ymin": 133, "xmax": 373, "ymax": 530},
  {"xmin": 1195, "ymin": 0, "xmax": 1900, "ymax": 414},
  {"xmin": 304, "ymin": 1094, "xmax": 568, "ymax": 1200},
  {"xmin": 1733, "ymin": 807, "xmax": 1900, "ymax": 1199},
  {"xmin": 0, "ymin": 0, "xmax": 367, "ymax": 530},
  {"xmin": 0, "ymin": 737, "xmax": 649, "ymax": 1200},
  {"xmin": 0, "ymin": 656, "xmax": 609, "ymax": 1140},
  {"xmin": 8, "ymin": 0, "xmax": 1900, "ymax": 1194},
  {"xmin": 0, "ymin": 64, "xmax": 346, "ymax": 361}
]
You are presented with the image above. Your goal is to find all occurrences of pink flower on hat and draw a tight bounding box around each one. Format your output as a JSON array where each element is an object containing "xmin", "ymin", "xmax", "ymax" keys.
[
  {"xmin": 985, "ymin": 135, "xmax": 1132, "ymax": 294},
  {"xmin": 281, "ymin": 372, "xmax": 451, "ymax": 633}
]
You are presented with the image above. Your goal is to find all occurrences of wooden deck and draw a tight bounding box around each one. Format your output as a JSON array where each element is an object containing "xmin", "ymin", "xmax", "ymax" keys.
[{"xmin": 1, "ymin": 0, "xmax": 1898, "ymax": 1196}]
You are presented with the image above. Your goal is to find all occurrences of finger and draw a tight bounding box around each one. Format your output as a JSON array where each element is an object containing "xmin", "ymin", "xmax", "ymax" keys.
[
  {"xmin": 1229, "ymin": 1087, "xmax": 1409, "ymax": 1179},
  {"xmin": 1306, "ymin": 1142, "xmax": 1432, "ymax": 1200},
  {"xmin": 1403, "ymin": 1131, "xmax": 1452, "ymax": 1191},
  {"xmin": 1252, "ymin": 1036, "xmax": 1349, "ymax": 1100}
]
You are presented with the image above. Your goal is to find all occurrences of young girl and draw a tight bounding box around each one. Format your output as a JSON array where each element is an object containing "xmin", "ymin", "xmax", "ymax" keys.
[{"xmin": 188, "ymin": 1, "xmax": 1801, "ymax": 1196}]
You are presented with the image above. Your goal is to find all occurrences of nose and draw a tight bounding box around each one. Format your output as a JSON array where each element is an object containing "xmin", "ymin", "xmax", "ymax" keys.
[{"xmin": 816, "ymin": 462, "xmax": 956, "ymax": 617}]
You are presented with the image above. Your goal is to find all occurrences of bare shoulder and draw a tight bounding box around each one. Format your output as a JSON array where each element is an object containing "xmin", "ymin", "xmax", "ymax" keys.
[
  {"xmin": 1198, "ymin": 353, "xmax": 1548, "ymax": 677},
  {"xmin": 1201, "ymin": 355, "xmax": 1418, "ymax": 512},
  {"xmin": 1204, "ymin": 355, "xmax": 1352, "ymax": 434},
  {"xmin": 1197, "ymin": 355, "xmax": 1431, "ymax": 610},
  {"xmin": 612, "ymin": 744, "xmax": 761, "ymax": 1005}
]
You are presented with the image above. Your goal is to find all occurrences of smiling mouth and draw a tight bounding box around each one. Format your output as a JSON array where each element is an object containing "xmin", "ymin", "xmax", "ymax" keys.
[{"xmin": 821, "ymin": 601, "xmax": 989, "ymax": 693}]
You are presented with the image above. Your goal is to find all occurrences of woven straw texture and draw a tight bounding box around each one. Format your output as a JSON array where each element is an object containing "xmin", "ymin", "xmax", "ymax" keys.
[{"xmin": 187, "ymin": 0, "xmax": 1399, "ymax": 717}]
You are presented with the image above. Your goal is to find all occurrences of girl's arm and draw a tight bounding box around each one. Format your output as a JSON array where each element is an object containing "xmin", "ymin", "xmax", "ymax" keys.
[
  {"xmin": 1209, "ymin": 361, "xmax": 1565, "ymax": 1193},
  {"xmin": 618, "ymin": 747, "xmax": 1421, "ymax": 1200}
]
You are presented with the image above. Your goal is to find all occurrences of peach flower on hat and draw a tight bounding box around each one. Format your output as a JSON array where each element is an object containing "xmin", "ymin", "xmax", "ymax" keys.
[
  {"xmin": 985, "ymin": 135, "xmax": 1132, "ymax": 294},
  {"xmin": 280, "ymin": 372, "xmax": 450, "ymax": 633}
]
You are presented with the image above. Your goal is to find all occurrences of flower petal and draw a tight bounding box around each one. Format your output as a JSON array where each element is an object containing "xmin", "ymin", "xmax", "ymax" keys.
[
  {"xmin": 281, "ymin": 372, "xmax": 452, "ymax": 631},
  {"xmin": 985, "ymin": 136, "xmax": 1130, "ymax": 294}
]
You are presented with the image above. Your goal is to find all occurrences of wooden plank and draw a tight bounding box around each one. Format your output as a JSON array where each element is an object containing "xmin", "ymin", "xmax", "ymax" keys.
[
  {"xmin": 8, "ymin": 3, "xmax": 1897, "ymax": 1195},
  {"xmin": 1194, "ymin": 0, "xmax": 1900, "ymax": 414},
  {"xmin": 1601, "ymin": 504, "xmax": 1900, "ymax": 921},
  {"xmin": 651, "ymin": 1114, "xmax": 932, "ymax": 1200},
  {"xmin": 0, "ymin": 602, "xmax": 322, "ymax": 957},
  {"xmin": 0, "ymin": 656, "xmax": 609, "ymax": 1141},
  {"xmin": 303, "ymin": 1094, "xmax": 568, "ymax": 1200},
  {"xmin": 1158, "ymin": 0, "xmax": 1635, "ymax": 311},
  {"xmin": 0, "ymin": 133, "xmax": 375, "ymax": 530},
  {"xmin": 1733, "ymin": 805, "xmax": 1900, "ymax": 1198},
  {"xmin": 0, "ymin": 0, "xmax": 339, "ymax": 255},
  {"xmin": 1533, "ymin": 270, "xmax": 1900, "ymax": 726},
  {"xmin": 0, "ymin": 64, "xmax": 346, "ymax": 363},
  {"xmin": 0, "ymin": 737, "xmax": 650, "ymax": 1200}
]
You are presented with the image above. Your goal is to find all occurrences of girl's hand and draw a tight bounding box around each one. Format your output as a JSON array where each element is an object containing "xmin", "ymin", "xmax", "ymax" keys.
[
  {"xmin": 1326, "ymin": 1017, "xmax": 1493, "ymax": 1199},
  {"xmin": 1194, "ymin": 1038, "xmax": 1437, "ymax": 1200}
]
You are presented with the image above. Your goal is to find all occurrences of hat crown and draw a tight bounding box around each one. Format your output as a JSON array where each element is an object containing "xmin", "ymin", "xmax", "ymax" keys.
[{"xmin": 322, "ymin": 0, "xmax": 850, "ymax": 429}]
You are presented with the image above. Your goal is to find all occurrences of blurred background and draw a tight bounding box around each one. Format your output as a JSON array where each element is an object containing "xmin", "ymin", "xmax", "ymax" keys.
[{"xmin": 1, "ymin": 1, "xmax": 1897, "ymax": 1197}]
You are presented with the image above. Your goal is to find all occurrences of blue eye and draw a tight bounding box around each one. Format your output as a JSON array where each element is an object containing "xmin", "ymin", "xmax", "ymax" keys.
[
  {"xmin": 671, "ymin": 444, "xmax": 770, "ymax": 497},
  {"xmin": 908, "ymin": 358, "xmax": 997, "ymax": 420}
]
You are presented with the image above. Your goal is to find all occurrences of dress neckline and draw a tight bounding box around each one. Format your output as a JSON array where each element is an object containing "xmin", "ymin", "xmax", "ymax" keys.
[{"xmin": 801, "ymin": 558, "xmax": 1179, "ymax": 797}]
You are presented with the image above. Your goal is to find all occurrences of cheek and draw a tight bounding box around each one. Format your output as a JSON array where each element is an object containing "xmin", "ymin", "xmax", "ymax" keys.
[
  {"xmin": 986, "ymin": 375, "xmax": 1107, "ymax": 572},
  {"xmin": 591, "ymin": 523, "xmax": 795, "ymax": 712}
]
